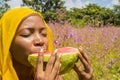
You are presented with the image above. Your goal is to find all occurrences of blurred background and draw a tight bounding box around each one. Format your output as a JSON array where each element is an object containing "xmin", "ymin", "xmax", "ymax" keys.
[{"xmin": 0, "ymin": 0, "xmax": 120, "ymax": 80}]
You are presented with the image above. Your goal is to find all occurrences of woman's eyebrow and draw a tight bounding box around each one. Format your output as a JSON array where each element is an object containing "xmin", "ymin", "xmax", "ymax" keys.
[
  {"xmin": 18, "ymin": 28, "xmax": 33, "ymax": 33},
  {"xmin": 40, "ymin": 27, "xmax": 46, "ymax": 31},
  {"xmin": 18, "ymin": 27, "xmax": 46, "ymax": 32}
]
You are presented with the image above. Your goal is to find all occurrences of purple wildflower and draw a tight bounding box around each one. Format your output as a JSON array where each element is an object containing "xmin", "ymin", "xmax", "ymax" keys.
[
  {"xmin": 110, "ymin": 58, "xmax": 114, "ymax": 65},
  {"xmin": 69, "ymin": 32, "xmax": 74, "ymax": 38},
  {"xmin": 54, "ymin": 40, "xmax": 58, "ymax": 45},
  {"xmin": 103, "ymin": 43, "xmax": 108, "ymax": 50},
  {"xmin": 107, "ymin": 63, "xmax": 112, "ymax": 68},
  {"xmin": 103, "ymin": 32, "xmax": 107, "ymax": 37},
  {"xmin": 116, "ymin": 57, "xmax": 120, "ymax": 61}
]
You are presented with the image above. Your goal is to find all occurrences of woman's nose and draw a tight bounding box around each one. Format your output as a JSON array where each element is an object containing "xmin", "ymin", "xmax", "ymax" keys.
[{"xmin": 33, "ymin": 34, "xmax": 44, "ymax": 47}]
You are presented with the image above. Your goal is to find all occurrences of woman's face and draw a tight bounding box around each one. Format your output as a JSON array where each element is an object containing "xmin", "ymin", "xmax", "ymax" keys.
[{"xmin": 10, "ymin": 15, "xmax": 48, "ymax": 66}]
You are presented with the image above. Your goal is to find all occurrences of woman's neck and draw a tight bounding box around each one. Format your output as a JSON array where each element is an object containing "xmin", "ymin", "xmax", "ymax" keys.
[{"xmin": 12, "ymin": 58, "xmax": 34, "ymax": 80}]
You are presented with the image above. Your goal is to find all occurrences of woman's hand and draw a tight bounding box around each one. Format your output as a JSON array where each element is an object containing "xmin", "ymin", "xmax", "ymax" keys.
[
  {"xmin": 73, "ymin": 47, "xmax": 93, "ymax": 80},
  {"xmin": 35, "ymin": 49, "xmax": 61, "ymax": 80}
]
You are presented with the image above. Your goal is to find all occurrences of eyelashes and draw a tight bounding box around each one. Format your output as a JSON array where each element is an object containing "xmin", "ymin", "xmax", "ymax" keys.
[
  {"xmin": 41, "ymin": 33, "xmax": 47, "ymax": 37},
  {"xmin": 20, "ymin": 33, "xmax": 47, "ymax": 38},
  {"xmin": 20, "ymin": 34, "xmax": 31, "ymax": 37},
  {"xmin": 19, "ymin": 29, "xmax": 47, "ymax": 38}
]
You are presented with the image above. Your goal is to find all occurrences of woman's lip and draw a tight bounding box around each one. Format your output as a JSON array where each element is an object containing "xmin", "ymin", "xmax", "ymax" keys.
[
  {"xmin": 33, "ymin": 52, "xmax": 39, "ymax": 54},
  {"xmin": 32, "ymin": 50, "xmax": 44, "ymax": 54},
  {"xmin": 30, "ymin": 51, "xmax": 40, "ymax": 54},
  {"xmin": 31, "ymin": 48, "xmax": 47, "ymax": 54}
]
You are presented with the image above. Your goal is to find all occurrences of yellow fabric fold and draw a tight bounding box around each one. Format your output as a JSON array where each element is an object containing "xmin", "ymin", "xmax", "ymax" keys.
[{"xmin": 0, "ymin": 7, "xmax": 54, "ymax": 80}]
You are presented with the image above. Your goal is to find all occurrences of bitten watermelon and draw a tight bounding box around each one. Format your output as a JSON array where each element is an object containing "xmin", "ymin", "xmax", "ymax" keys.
[{"xmin": 28, "ymin": 47, "xmax": 79, "ymax": 74}]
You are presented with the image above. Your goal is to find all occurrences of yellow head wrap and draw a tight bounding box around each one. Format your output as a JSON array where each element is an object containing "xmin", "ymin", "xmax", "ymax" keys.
[{"xmin": 0, "ymin": 7, "xmax": 54, "ymax": 80}]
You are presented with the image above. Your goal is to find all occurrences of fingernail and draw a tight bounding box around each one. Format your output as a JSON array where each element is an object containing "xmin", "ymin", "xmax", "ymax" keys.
[
  {"xmin": 60, "ymin": 63, "xmax": 62, "ymax": 67},
  {"xmin": 40, "ymin": 48, "xmax": 44, "ymax": 53},
  {"xmin": 53, "ymin": 49, "xmax": 58, "ymax": 55},
  {"xmin": 78, "ymin": 50, "xmax": 82, "ymax": 57},
  {"xmin": 79, "ymin": 46, "xmax": 83, "ymax": 52},
  {"xmin": 54, "ymin": 49, "xmax": 58, "ymax": 53},
  {"xmin": 58, "ymin": 54, "xmax": 61, "ymax": 58}
]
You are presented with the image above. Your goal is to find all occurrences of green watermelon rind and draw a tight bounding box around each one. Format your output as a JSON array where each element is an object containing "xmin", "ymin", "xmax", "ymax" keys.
[{"xmin": 28, "ymin": 48, "xmax": 79, "ymax": 74}]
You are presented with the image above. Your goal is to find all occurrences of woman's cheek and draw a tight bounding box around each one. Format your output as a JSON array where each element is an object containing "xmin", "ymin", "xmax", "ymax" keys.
[
  {"xmin": 15, "ymin": 37, "xmax": 33, "ymax": 54},
  {"xmin": 44, "ymin": 38, "xmax": 48, "ymax": 50}
]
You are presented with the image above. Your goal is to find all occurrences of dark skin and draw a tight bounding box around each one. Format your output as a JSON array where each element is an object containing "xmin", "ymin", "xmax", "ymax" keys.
[
  {"xmin": 10, "ymin": 14, "xmax": 61, "ymax": 80},
  {"xmin": 74, "ymin": 47, "xmax": 93, "ymax": 80},
  {"xmin": 35, "ymin": 49, "xmax": 61, "ymax": 80},
  {"xmin": 10, "ymin": 14, "xmax": 93, "ymax": 80}
]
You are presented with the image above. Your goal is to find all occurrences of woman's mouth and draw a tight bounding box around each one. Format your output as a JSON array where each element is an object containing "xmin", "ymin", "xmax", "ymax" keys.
[{"xmin": 31, "ymin": 47, "xmax": 47, "ymax": 54}]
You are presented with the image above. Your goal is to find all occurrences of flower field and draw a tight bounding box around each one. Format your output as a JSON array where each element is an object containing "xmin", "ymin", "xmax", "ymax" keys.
[{"xmin": 48, "ymin": 22, "xmax": 120, "ymax": 80}]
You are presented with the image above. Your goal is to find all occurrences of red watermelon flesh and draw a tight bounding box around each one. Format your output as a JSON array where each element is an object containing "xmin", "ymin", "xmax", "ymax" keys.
[
  {"xmin": 28, "ymin": 47, "xmax": 79, "ymax": 74},
  {"xmin": 43, "ymin": 47, "xmax": 78, "ymax": 54}
]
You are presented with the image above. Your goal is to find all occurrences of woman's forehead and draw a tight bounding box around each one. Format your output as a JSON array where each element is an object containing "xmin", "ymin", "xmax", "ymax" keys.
[{"xmin": 18, "ymin": 15, "xmax": 46, "ymax": 30}]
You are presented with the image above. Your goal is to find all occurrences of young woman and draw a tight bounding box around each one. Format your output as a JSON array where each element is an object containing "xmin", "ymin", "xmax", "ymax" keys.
[{"xmin": 0, "ymin": 7, "xmax": 93, "ymax": 80}]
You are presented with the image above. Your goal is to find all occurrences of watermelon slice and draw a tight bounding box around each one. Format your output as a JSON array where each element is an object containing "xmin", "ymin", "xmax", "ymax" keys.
[{"xmin": 28, "ymin": 47, "xmax": 79, "ymax": 74}]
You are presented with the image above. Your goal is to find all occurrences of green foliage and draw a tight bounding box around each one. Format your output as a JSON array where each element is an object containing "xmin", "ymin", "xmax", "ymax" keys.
[
  {"xmin": 44, "ymin": 11, "xmax": 57, "ymax": 22},
  {"xmin": 44, "ymin": 8, "xmax": 67, "ymax": 22},
  {"xmin": 66, "ymin": 4, "xmax": 115, "ymax": 27},
  {"xmin": 62, "ymin": 69, "xmax": 79, "ymax": 80},
  {"xmin": 21, "ymin": 1, "xmax": 120, "ymax": 26},
  {"xmin": 22, "ymin": 0, "xmax": 66, "ymax": 22},
  {"xmin": 107, "ymin": 55, "xmax": 120, "ymax": 79},
  {"xmin": 0, "ymin": 0, "xmax": 10, "ymax": 18},
  {"xmin": 113, "ymin": 5, "xmax": 120, "ymax": 25},
  {"xmin": 51, "ymin": 24, "xmax": 120, "ymax": 79}
]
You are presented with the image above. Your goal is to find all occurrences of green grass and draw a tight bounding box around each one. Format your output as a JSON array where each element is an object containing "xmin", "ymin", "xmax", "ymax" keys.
[{"xmin": 49, "ymin": 23, "xmax": 120, "ymax": 80}]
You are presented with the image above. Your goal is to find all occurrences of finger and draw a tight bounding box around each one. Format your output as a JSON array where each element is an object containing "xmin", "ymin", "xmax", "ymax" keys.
[
  {"xmin": 55, "ymin": 75, "xmax": 59, "ymax": 80},
  {"xmin": 74, "ymin": 64, "xmax": 93, "ymax": 79},
  {"xmin": 78, "ymin": 50, "xmax": 89, "ymax": 71},
  {"xmin": 76, "ymin": 55, "xmax": 93, "ymax": 74},
  {"xmin": 51, "ymin": 54, "xmax": 61, "ymax": 80},
  {"xmin": 73, "ymin": 64, "xmax": 87, "ymax": 79},
  {"xmin": 73, "ymin": 64, "xmax": 81, "ymax": 76},
  {"xmin": 89, "ymin": 67, "xmax": 94, "ymax": 76},
  {"xmin": 36, "ymin": 49, "xmax": 44, "ymax": 76},
  {"xmin": 45, "ymin": 49, "xmax": 58, "ymax": 77},
  {"xmin": 55, "ymin": 75, "xmax": 62, "ymax": 80},
  {"xmin": 78, "ymin": 47, "xmax": 90, "ymax": 65},
  {"xmin": 78, "ymin": 46, "xmax": 92, "ymax": 72}
]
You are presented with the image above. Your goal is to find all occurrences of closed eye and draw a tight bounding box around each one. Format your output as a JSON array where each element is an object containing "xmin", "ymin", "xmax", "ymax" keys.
[
  {"xmin": 20, "ymin": 34, "xmax": 31, "ymax": 37},
  {"xmin": 41, "ymin": 33, "xmax": 47, "ymax": 37}
]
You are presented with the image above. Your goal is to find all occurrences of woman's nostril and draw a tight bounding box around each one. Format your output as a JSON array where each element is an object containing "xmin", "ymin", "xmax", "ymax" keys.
[
  {"xmin": 34, "ymin": 42, "xmax": 44, "ymax": 46},
  {"xmin": 35, "ymin": 44, "xmax": 39, "ymax": 46},
  {"xmin": 33, "ymin": 38, "xmax": 44, "ymax": 46}
]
